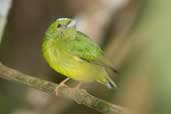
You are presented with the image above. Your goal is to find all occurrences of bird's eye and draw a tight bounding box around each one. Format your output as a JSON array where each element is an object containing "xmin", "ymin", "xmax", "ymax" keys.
[{"xmin": 57, "ymin": 24, "xmax": 62, "ymax": 28}]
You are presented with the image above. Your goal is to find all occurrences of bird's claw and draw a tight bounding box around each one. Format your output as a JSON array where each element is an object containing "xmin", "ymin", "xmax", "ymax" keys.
[
  {"xmin": 55, "ymin": 78, "xmax": 70, "ymax": 96},
  {"xmin": 55, "ymin": 83, "xmax": 68, "ymax": 96}
]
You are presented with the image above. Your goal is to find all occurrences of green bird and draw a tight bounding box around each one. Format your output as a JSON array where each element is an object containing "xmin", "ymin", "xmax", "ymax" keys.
[{"xmin": 42, "ymin": 18, "xmax": 117, "ymax": 93}]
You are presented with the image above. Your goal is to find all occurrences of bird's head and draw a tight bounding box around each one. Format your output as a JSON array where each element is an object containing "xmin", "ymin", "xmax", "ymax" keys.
[{"xmin": 45, "ymin": 18, "xmax": 77, "ymax": 39}]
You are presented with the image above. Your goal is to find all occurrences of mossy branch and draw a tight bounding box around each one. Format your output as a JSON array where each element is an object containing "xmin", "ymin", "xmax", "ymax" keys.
[{"xmin": 0, "ymin": 63, "xmax": 131, "ymax": 114}]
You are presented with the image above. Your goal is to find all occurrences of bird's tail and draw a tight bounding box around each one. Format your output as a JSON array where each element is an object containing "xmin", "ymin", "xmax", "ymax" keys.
[
  {"xmin": 97, "ymin": 76, "xmax": 117, "ymax": 89},
  {"xmin": 106, "ymin": 76, "xmax": 117, "ymax": 88}
]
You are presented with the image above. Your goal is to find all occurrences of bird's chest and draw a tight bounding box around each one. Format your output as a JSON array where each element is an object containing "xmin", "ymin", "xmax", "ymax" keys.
[{"xmin": 43, "ymin": 42, "xmax": 78, "ymax": 73}]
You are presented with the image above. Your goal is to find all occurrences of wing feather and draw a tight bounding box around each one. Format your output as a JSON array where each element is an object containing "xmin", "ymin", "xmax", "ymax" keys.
[
  {"xmin": 65, "ymin": 31, "xmax": 118, "ymax": 73},
  {"xmin": 66, "ymin": 31, "xmax": 103, "ymax": 60}
]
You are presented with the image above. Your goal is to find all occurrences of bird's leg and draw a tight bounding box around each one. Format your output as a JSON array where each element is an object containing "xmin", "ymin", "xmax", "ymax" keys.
[{"xmin": 55, "ymin": 78, "xmax": 70, "ymax": 96}]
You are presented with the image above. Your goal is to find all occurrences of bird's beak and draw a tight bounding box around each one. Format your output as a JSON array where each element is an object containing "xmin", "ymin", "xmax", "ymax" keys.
[{"xmin": 67, "ymin": 19, "xmax": 77, "ymax": 29}]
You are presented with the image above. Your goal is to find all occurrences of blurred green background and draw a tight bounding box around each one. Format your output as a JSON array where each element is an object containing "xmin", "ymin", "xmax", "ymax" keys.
[{"xmin": 0, "ymin": 0, "xmax": 171, "ymax": 114}]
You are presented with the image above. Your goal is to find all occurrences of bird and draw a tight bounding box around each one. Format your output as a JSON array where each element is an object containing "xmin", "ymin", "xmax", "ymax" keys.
[{"xmin": 42, "ymin": 18, "xmax": 118, "ymax": 95}]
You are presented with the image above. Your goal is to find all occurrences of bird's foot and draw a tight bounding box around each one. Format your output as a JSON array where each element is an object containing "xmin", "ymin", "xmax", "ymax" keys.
[{"xmin": 55, "ymin": 78, "xmax": 70, "ymax": 96}]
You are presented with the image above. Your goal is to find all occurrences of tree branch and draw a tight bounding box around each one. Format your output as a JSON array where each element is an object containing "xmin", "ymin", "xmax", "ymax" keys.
[{"xmin": 0, "ymin": 63, "xmax": 130, "ymax": 114}]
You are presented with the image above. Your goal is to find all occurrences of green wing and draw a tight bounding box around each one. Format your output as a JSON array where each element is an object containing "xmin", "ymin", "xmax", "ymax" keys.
[
  {"xmin": 66, "ymin": 31, "xmax": 103, "ymax": 60},
  {"xmin": 65, "ymin": 31, "xmax": 118, "ymax": 73}
]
